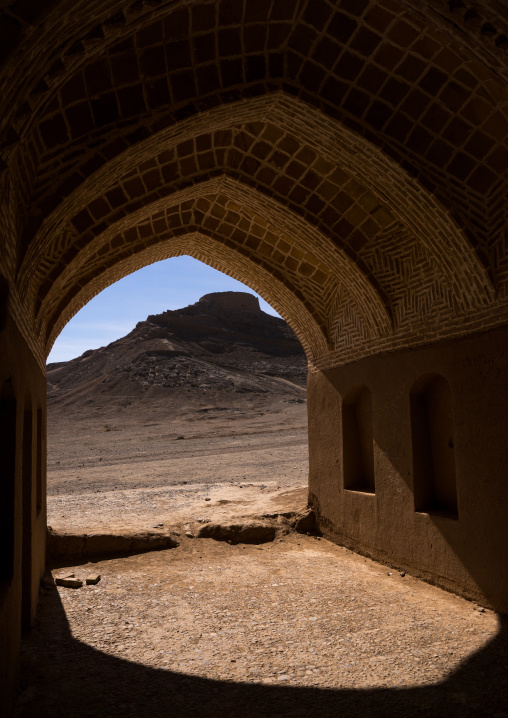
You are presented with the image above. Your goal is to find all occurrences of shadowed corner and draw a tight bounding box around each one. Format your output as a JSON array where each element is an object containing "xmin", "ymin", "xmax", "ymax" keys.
[{"xmin": 15, "ymin": 582, "xmax": 508, "ymax": 718}]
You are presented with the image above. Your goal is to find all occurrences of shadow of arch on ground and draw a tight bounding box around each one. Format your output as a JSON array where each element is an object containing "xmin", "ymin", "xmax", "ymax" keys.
[{"xmin": 17, "ymin": 585, "xmax": 508, "ymax": 718}]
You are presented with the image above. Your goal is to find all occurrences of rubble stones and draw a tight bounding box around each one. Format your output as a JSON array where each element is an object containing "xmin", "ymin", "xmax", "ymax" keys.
[
  {"xmin": 55, "ymin": 576, "xmax": 83, "ymax": 588},
  {"xmin": 85, "ymin": 574, "xmax": 101, "ymax": 585},
  {"xmin": 18, "ymin": 534, "xmax": 503, "ymax": 716}
]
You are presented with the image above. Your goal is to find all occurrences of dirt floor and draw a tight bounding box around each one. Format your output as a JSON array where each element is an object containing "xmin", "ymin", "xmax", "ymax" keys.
[
  {"xmin": 17, "ymin": 535, "xmax": 506, "ymax": 718},
  {"xmin": 17, "ymin": 402, "xmax": 507, "ymax": 717}
]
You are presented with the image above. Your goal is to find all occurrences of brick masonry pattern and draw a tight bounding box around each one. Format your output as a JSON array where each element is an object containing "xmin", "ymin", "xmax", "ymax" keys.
[{"xmin": 0, "ymin": 0, "xmax": 508, "ymax": 370}]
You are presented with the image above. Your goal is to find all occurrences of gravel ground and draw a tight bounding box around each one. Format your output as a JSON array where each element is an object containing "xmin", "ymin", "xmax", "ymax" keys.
[
  {"xmin": 46, "ymin": 422, "xmax": 309, "ymax": 535},
  {"xmin": 16, "ymin": 533, "xmax": 507, "ymax": 718}
]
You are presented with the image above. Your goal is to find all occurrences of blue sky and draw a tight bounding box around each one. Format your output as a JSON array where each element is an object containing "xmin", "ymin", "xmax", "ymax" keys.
[{"xmin": 47, "ymin": 256, "xmax": 279, "ymax": 364}]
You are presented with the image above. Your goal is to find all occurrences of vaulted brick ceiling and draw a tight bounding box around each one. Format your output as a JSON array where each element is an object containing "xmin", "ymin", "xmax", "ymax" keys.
[{"xmin": 1, "ymin": 0, "xmax": 508, "ymax": 368}]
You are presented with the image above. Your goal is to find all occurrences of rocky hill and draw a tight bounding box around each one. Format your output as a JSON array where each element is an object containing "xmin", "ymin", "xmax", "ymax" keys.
[{"xmin": 46, "ymin": 292, "xmax": 308, "ymax": 416}]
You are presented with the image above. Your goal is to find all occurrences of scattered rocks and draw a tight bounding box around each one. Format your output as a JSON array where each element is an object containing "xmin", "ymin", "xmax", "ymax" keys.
[
  {"xmin": 20, "ymin": 536, "xmax": 501, "ymax": 717},
  {"xmin": 55, "ymin": 576, "xmax": 83, "ymax": 588},
  {"xmin": 86, "ymin": 574, "xmax": 101, "ymax": 585}
]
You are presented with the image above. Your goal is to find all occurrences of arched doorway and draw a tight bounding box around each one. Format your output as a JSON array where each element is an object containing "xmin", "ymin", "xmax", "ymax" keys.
[
  {"xmin": 45, "ymin": 257, "xmax": 310, "ymax": 541},
  {"xmin": 2, "ymin": 1, "xmax": 508, "ymax": 710}
]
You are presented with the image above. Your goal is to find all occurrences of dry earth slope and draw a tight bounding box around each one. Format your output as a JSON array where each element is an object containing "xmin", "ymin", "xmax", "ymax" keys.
[{"xmin": 47, "ymin": 291, "xmax": 308, "ymax": 417}]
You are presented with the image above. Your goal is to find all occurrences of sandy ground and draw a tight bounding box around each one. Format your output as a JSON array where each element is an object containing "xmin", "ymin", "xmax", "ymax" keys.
[
  {"xmin": 27, "ymin": 402, "xmax": 507, "ymax": 717},
  {"xmin": 46, "ymin": 400, "xmax": 309, "ymax": 534}
]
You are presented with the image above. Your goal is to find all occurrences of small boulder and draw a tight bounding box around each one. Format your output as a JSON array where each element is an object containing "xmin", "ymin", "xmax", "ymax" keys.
[
  {"xmin": 86, "ymin": 574, "xmax": 101, "ymax": 585},
  {"xmin": 55, "ymin": 577, "xmax": 83, "ymax": 588}
]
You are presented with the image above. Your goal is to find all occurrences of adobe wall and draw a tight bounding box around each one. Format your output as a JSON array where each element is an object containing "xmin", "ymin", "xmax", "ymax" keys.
[
  {"xmin": 0, "ymin": 313, "xmax": 46, "ymax": 716},
  {"xmin": 308, "ymin": 323, "xmax": 508, "ymax": 612}
]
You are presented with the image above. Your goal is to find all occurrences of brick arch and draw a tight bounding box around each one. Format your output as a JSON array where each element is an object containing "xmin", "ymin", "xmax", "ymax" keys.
[
  {"xmin": 35, "ymin": 171, "xmax": 500, "ymax": 369},
  {"xmin": 0, "ymin": 0, "xmax": 507, "ymax": 368},
  {"xmin": 38, "ymin": 175, "xmax": 393, "ymax": 358},
  {"xmin": 3, "ymin": 5, "xmax": 508, "ymax": 679},
  {"xmin": 20, "ymin": 94, "xmax": 493, "ymax": 310},
  {"xmin": 3, "ymin": 0, "xmax": 508, "ymax": 145},
  {"xmin": 4, "ymin": 0, "xmax": 508, "ymax": 294},
  {"xmin": 44, "ymin": 232, "xmax": 331, "ymax": 364},
  {"xmin": 19, "ymin": 94, "xmax": 494, "ymax": 357}
]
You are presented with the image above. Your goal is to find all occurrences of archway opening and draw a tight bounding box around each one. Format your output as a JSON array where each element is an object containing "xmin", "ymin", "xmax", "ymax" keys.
[{"xmin": 46, "ymin": 255, "xmax": 309, "ymax": 540}]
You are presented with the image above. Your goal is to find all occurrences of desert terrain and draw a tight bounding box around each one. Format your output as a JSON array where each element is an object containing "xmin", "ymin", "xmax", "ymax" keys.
[
  {"xmin": 17, "ymin": 292, "xmax": 506, "ymax": 717},
  {"xmin": 46, "ymin": 292, "xmax": 309, "ymax": 535}
]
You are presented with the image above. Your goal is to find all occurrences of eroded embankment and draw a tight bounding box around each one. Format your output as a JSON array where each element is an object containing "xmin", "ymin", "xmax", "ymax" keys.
[{"xmin": 46, "ymin": 509, "xmax": 318, "ymax": 563}]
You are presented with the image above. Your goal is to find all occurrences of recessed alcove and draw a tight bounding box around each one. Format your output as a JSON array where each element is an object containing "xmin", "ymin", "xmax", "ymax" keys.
[
  {"xmin": 0, "ymin": 383, "xmax": 16, "ymax": 584},
  {"xmin": 410, "ymin": 374, "xmax": 458, "ymax": 519},
  {"xmin": 36, "ymin": 407, "xmax": 43, "ymax": 517},
  {"xmin": 342, "ymin": 385, "xmax": 375, "ymax": 494},
  {"xmin": 22, "ymin": 402, "xmax": 33, "ymax": 630}
]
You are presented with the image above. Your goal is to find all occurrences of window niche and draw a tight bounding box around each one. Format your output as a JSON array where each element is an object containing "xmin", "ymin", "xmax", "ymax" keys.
[
  {"xmin": 410, "ymin": 374, "xmax": 458, "ymax": 519},
  {"xmin": 22, "ymin": 400, "xmax": 33, "ymax": 629},
  {"xmin": 36, "ymin": 407, "xmax": 43, "ymax": 516},
  {"xmin": 342, "ymin": 385, "xmax": 375, "ymax": 493},
  {"xmin": 0, "ymin": 380, "xmax": 17, "ymax": 583}
]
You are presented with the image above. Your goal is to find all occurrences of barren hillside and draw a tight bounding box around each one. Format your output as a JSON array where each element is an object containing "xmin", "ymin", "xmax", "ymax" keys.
[
  {"xmin": 46, "ymin": 292, "xmax": 309, "ymax": 508},
  {"xmin": 47, "ymin": 291, "xmax": 308, "ymax": 419}
]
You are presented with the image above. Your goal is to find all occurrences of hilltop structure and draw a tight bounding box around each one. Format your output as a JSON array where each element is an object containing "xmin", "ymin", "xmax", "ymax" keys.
[
  {"xmin": 46, "ymin": 291, "xmax": 307, "ymax": 407},
  {"xmin": 1, "ymin": 1, "xmax": 508, "ymax": 711}
]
